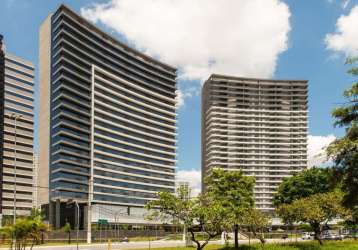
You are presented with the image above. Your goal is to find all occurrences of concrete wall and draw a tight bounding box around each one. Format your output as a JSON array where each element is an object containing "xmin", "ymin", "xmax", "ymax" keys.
[{"xmin": 38, "ymin": 14, "xmax": 52, "ymax": 207}]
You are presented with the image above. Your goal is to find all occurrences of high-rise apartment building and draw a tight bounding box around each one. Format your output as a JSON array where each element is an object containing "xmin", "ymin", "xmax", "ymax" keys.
[
  {"xmin": 0, "ymin": 35, "xmax": 35, "ymax": 221},
  {"xmin": 39, "ymin": 5, "xmax": 177, "ymax": 230},
  {"xmin": 202, "ymin": 74, "xmax": 308, "ymax": 212}
]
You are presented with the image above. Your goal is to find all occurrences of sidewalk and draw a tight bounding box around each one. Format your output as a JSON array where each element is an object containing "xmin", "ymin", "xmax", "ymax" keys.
[
  {"xmin": 0, "ymin": 238, "xmax": 305, "ymax": 250},
  {"xmin": 0, "ymin": 240, "xmax": 187, "ymax": 250}
]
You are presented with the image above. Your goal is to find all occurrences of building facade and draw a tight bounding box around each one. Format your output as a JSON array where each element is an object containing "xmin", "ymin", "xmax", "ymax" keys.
[
  {"xmin": 202, "ymin": 74, "xmax": 308, "ymax": 212},
  {"xmin": 33, "ymin": 153, "xmax": 39, "ymax": 209},
  {"xmin": 38, "ymin": 5, "xmax": 177, "ymax": 229},
  {"xmin": 0, "ymin": 35, "xmax": 35, "ymax": 221}
]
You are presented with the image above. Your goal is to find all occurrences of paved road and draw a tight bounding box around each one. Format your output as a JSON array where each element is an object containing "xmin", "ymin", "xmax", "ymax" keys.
[{"xmin": 0, "ymin": 238, "xmax": 306, "ymax": 250}]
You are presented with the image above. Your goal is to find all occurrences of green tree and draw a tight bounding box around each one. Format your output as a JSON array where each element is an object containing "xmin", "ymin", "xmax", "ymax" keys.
[
  {"xmin": 27, "ymin": 216, "xmax": 48, "ymax": 249},
  {"xmin": 273, "ymin": 168, "xmax": 333, "ymax": 207},
  {"xmin": 204, "ymin": 169, "xmax": 255, "ymax": 249},
  {"xmin": 0, "ymin": 209, "xmax": 48, "ymax": 250},
  {"xmin": 29, "ymin": 208, "xmax": 44, "ymax": 220},
  {"xmin": 62, "ymin": 222, "xmax": 72, "ymax": 244},
  {"xmin": 146, "ymin": 186, "xmax": 229, "ymax": 250},
  {"xmin": 28, "ymin": 208, "xmax": 47, "ymax": 246},
  {"xmin": 242, "ymin": 209, "xmax": 270, "ymax": 250},
  {"xmin": 277, "ymin": 191, "xmax": 350, "ymax": 245},
  {"xmin": 327, "ymin": 57, "xmax": 358, "ymax": 211}
]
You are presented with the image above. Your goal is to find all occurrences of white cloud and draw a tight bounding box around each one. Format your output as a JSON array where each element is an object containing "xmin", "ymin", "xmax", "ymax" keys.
[
  {"xmin": 176, "ymin": 90, "xmax": 185, "ymax": 108},
  {"xmin": 326, "ymin": 0, "xmax": 351, "ymax": 9},
  {"xmin": 176, "ymin": 87, "xmax": 200, "ymax": 108},
  {"xmin": 342, "ymin": 0, "xmax": 351, "ymax": 9},
  {"xmin": 307, "ymin": 134, "xmax": 336, "ymax": 167},
  {"xmin": 176, "ymin": 89, "xmax": 192, "ymax": 108},
  {"xmin": 81, "ymin": 0, "xmax": 291, "ymax": 81},
  {"xmin": 325, "ymin": 5, "xmax": 358, "ymax": 56},
  {"xmin": 176, "ymin": 169, "xmax": 201, "ymax": 197}
]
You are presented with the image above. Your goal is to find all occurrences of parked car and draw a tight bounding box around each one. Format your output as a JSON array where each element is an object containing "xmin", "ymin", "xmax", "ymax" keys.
[
  {"xmin": 301, "ymin": 232, "xmax": 313, "ymax": 240},
  {"xmin": 321, "ymin": 233, "xmax": 343, "ymax": 240},
  {"xmin": 120, "ymin": 237, "xmax": 129, "ymax": 242},
  {"xmin": 341, "ymin": 230, "xmax": 358, "ymax": 239},
  {"xmin": 340, "ymin": 232, "xmax": 351, "ymax": 239}
]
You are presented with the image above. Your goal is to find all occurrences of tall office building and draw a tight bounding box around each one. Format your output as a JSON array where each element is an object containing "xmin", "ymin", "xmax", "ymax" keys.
[
  {"xmin": 0, "ymin": 35, "xmax": 35, "ymax": 220},
  {"xmin": 202, "ymin": 74, "xmax": 308, "ymax": 212},
  {"xmin": 39, "ymin": 5, "xmax": 177, "ymax": 229}
]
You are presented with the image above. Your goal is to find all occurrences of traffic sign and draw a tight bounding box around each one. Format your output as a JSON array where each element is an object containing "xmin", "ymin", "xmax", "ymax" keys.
[{"xmin": 98, "ymin": 219, "xmax": 108, "ymax": 225}]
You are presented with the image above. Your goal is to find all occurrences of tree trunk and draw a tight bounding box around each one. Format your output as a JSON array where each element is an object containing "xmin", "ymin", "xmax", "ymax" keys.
[
  {"xmin": 259, "ymin": 237, "xmax": 266, "ymax": 244},
  {"xmin": 68, "ymin": 232, "xmax": 71, "ymax": 244},
  {"xmin": 10, "ymin": 237, "xmax": 13, "ymax": 250},
  {"xmin": 30, "ymin": 237, "xmax": 36, "ymax": 250},
  {"xmin": 316, "ymin": 235, "xmax": 323, "ymax": 246},
  {"xmin": 252, "ymin": 231, "xmax": 266, "ymax": 250},
  {"xmin": 234, "ymin": 224, "xmax": 239, "ymax": 249},
  {"xmin": 259, "ymin": 237, "xmax": 266, "ymax": 250},
  {"xmin": 200, "ymin": 240, "xmax": 210, "ymax": 250},
  {"xmin": 189, "ymin": 229, "xmax": 212, "ymax": 250},
  {"xmin": 313, "ymin": 226, "xmax": 323, "ymax": 245},
  {"xmin": 189, "ymin": 229, "xmax": 202, "ymax": 250}
]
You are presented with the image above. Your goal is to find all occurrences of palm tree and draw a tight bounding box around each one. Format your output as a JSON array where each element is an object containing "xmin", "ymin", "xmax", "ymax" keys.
[{"xmin": 0, "ymin": 208, "xmax": 48, "ymax": 250}]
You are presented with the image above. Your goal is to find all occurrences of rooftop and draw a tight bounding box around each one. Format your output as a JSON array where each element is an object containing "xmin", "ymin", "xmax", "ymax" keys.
[
  {"xmin": 56, "ymin": 4, "xmax": 177, "ymax": 73},
  {"xmin": 206, "ymin": 73, "xmax": 308, "ymax": 85}
]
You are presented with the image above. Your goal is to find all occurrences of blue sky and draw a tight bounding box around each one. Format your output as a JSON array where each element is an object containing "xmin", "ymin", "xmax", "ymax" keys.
[{"xmin": 1, "ymin": 0, "xmax": 357, "ymax": 190}]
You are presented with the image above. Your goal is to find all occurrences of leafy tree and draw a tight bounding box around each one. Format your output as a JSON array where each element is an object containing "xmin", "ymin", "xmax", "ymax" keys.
[
  {"xmin": 242, "ymin": 209, "xmax": 270, "ymax": 250},
  {"xmin": 29, "ymin": 207, "xmax": 44, "ymax": 220},
  {"xmin": 28, "ymin": 208, "xmax": 47, "ymax": 245},
  {"xmin": 27, "ymin": 216, "xmax": 48, "ymax": 249},
  {"xmin": 62, "ymin": 222, "xmax": 72, "ymax": 244},
  {"xmin": 276, "ymin": 191, "xmax": 350, "ymax": 245},
  {"xmin": 328, "ymin": 56, "xmax": 358, "ymax": 218},
  {"xmin": 273, "ymin": 168, "xmax": 333, "ymax": 207},
  {"xmin": 204, "ymin": 169, "xmax": 255, "ymax": 249},
  {"xmin": 146, "ymin": 186, "xmax": 229, "ymax": 250},
  {"xmin": 0, "ymin": 209, "xmax": 48, "ymax": 250}
]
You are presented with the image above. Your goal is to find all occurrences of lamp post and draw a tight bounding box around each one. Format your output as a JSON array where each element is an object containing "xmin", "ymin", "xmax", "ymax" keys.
[
  {"xmin": 75, "ymin": 201, "xmax": 79, "ymax": 250},
  {"xmin": 10, "ymin": 113, "xmax": 22, "ymax": 225}
]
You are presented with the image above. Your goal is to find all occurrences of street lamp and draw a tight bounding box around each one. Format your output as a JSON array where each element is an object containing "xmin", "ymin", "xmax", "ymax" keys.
[
  {"xmin": 67, "ymin": 199, "xmax": 80, "ymax": 250},
  {"xmin": 10, "ymin": 113, "xmax": 22, "ymax": 225}
]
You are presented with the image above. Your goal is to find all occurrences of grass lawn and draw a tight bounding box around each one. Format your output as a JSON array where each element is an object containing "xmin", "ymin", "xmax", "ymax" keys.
[{"xmin": 129, "ymin": 240, "xmax": 358, "ymax": 250}]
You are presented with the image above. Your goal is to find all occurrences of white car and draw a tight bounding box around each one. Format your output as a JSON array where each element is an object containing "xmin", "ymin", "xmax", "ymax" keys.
[
  {"xmin": 321, "ymin": 233, "xmax": 343, "ymax": 240},
  {"xmin": 301, "ymin": 232, "xmax": 313, "ymax": 240}
]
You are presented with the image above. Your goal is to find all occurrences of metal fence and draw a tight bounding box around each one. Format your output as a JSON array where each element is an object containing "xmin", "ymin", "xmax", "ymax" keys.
[{"xmin": 44, "ymin": 229, "xmax": 169, "ymax": 243}]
